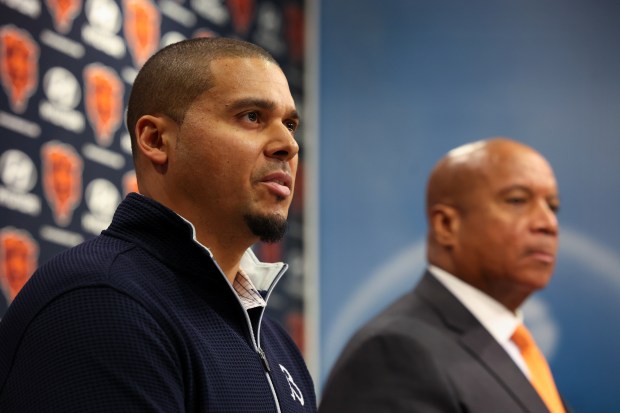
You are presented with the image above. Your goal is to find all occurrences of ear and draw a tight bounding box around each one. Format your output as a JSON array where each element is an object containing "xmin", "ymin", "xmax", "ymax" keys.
[
  {"xmin": 429, "ymin": 204, "xmax": 460, "ymax": 247},
  {"xmin": 134, "ymin": 115, "xmax": 176, "ymax": 166}
]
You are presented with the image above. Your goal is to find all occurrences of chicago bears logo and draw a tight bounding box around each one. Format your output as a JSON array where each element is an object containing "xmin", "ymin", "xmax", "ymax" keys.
[
  {"xmin": 83, "ymin": 63, "xmax": 124, "ymax": 147},
  {"xmin": 122, "ymin": 169, "xmax": 138, "ymax": 196},
  {"xmin": 0, "ymin": 25, "xmax": 39, "ymax": 114},
  {"xmin": 123, "ymin": 0, "xmax": 160, "ymax": 68},
  {"xmin": 41, "ymin": 141, "xmax": 83, "ymax": 227},
  {"xmin": 227, "ymin": 0, "xmax": 255, "ymax": 36},
  {"xmin": 0, "ymin": 228, "xmax": 38, "ymax": 303},
  {"xmin": 45, "ymin": 0, "xmax": 83, "ymax": 34}
]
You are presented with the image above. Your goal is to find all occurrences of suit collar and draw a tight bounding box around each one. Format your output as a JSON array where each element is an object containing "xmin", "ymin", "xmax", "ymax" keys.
[{"xmin": 415, "ymin": 271, "xmax": 551, "ymax": 413}]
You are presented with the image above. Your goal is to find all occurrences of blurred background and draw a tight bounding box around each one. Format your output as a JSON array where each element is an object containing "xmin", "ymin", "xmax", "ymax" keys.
[{"xmin": 1, "ymin": 1, "xmax": 619, "ymax": 411}]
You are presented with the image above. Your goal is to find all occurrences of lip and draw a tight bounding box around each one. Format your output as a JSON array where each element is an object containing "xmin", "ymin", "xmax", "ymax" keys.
[
  {"xmin": 525, "ymin": 248, "xmax": 555, "ymax": 264},
  {"xmin": 260, "ymin": 171, "xmax": 292, "ymax": 198}
]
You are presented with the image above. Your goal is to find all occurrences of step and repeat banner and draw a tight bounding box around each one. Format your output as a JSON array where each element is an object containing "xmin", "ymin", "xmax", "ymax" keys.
[{"xmin": 0, "ymin": 0, "xmax": 307, "ymax": 351}]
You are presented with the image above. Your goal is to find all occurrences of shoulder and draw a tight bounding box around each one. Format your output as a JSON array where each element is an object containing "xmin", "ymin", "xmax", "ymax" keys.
[
  {"xmin": 0, "ymin": 286, "xmax": 183, "ymax": 411},
  {"xmin": 319, "ymin": 290, "xmax": 466, "ymax": 413},
  {"xmin": 328, "ymin": 285, "xmax": 466, "ymax": 382},
  {"xmin": 0, "ymin": 235, "xmax": 138, "ymax": 329}
]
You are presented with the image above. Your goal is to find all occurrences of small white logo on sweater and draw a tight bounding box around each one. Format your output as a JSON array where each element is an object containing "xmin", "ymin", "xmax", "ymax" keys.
[{"xmin": 279, "ymin": 364, "xmax": 304, "ymax": 406}]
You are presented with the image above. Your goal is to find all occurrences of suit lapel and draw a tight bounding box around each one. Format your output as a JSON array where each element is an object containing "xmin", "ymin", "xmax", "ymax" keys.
[
  {"xmin": 459, "ymin": 324, "xmax": 550, "ymax": 413},
  {"xmin": 415, "ymin": 272, "xmax": 551, "ymax": 413}
]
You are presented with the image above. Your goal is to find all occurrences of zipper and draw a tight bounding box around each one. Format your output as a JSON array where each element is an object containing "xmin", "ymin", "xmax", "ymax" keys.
[
  {"xmin": 188, "ymin": 224, "xmax": 288, "ymax": 411},
  {"xmin": 258, "ymin": 347, "xmax": 272, "ymax": 373},
  {"xmin": 207, "ymin": 256, "xmax": 287, "ymax": 413}
]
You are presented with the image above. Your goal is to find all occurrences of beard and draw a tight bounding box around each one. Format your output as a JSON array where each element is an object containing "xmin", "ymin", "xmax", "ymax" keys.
[{"xmin": 244, "ymin": 213, "xmax": 288, "ymax": 243}]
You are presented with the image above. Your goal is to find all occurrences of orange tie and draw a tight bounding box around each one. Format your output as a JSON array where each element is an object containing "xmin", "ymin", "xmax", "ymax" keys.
[{"xmin": 511, "ymin": 324, "xmax": 566, "ymax": 413}]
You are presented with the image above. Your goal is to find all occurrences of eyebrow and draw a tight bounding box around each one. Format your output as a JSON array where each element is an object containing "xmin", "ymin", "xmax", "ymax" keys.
[
  {"xmin": 227, "ymin": 98, "xmax": 299, "ymax": 120},
  {"xmin": 498, "ymin": 184, "xmax": 560, "ymax": 199},
  {"xmin": 498, "ymin": 184, "xmax": 532, "ymax": 194}
]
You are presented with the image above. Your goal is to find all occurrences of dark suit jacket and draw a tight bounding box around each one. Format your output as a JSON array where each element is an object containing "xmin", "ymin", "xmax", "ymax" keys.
[{"xmin": 319, "ymin": 271, "xmax": 559, "ymax": 413}]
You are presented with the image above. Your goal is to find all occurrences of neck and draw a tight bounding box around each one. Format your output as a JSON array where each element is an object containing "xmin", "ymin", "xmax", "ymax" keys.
[
  {"xmin": 156, "ymin": 200, "xmax": 256, "ymax": 284},
  {"xmin": 475, "ymin": 281, "xmax": 530, "ymax": 313},
  {"xmin": 195, "ymin": 228, "xmax": 255, "ymax": 284},
  {"xmin": 211, "ymin": 250, "xmax": 244, "ymax": 283}
]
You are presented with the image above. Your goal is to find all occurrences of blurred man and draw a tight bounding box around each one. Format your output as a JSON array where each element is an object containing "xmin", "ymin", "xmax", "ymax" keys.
[
  {"xmin": 0, "ymin": 38, "xmax": 316, "ymax": 412},
  {"xmin": 320, "ymin": 138, "xmax": 568, "ymax": 413}
]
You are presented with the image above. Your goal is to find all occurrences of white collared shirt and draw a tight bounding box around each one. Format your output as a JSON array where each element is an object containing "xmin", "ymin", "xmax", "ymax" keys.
[{"xmin": 428, "ymin": 265, "xmax": 531, "ymax": 378}]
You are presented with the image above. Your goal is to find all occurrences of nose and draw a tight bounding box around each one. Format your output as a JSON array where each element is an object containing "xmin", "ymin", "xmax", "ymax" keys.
[
  {"xmin": 532, "ymin": 200, "xmax": 558, "ymax": 236},
  {"xmin": 265, "ymin": 122, "xmax": 299, "ymax": 162}
]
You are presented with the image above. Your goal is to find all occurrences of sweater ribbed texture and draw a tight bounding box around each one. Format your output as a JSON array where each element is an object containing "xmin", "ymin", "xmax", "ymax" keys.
[{"xmin": 0, "ymin": 194, "xmax": 316, "ymax": 412}]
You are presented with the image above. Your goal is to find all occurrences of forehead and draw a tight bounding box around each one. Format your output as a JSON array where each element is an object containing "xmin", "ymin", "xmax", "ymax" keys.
[
  {"xmin": 480, "ymin": 147, "xmax": 558, "ymax": 193},
  {"xmin": 204, "ymin": 57, "xmax": 294, "ymax": 104}
]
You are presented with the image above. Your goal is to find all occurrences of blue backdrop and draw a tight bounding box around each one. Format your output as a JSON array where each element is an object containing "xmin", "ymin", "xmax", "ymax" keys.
[{"xmin": 318, "ymin": 1, "xmax": 620, "ymax": 411}]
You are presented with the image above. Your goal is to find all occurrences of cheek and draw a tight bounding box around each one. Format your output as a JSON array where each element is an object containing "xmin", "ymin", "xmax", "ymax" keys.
[{"xmin": 461, "ymin": 217, "xmax": 517, "ymax": 256}]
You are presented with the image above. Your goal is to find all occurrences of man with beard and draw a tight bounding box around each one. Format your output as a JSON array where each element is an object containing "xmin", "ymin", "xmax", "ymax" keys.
[
  {"xmin": 320, "ymin": 138, "xmax": 569, "ymax": 413},
  {"xmin": 0, "ymin": 38, "xmax": 315, "ymax": 412}
]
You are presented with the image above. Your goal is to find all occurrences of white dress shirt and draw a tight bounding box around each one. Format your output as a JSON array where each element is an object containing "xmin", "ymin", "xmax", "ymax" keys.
[{"xmin": 428, "ymin": 265, "xmax": 531, "ymax": 378}]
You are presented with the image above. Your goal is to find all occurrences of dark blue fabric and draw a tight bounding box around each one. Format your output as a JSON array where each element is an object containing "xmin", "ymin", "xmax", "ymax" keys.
[{"xmin": 0, "ymin": 193, "xmax": 316, "ymax": 412}]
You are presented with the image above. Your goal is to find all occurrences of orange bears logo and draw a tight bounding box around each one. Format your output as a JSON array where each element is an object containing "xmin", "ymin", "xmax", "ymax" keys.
[
  {"xmin": 0, "ymin": 25, "xmax": 39, "ymax": 114},
  {"xmin": 227, "ymin": 0, "xmax": 256, "ymax": 36},
  {"xmin": 83, "ymin": 63, "xmax": 124, "ymax": 147},
  {"xmin": 0, "ymin": 228, "xmax": 38, "ymax": 303},
  {"xmin": 45, "ymin": 0, "xmax": 83, "ymax": 34},
  {"xmin": 122, "ymin": 169, "xmax": 139, "ymax": 196},
  {"xmin": 123, "ymin": 0, "xmax": 160, "ymax": 68},
  {"xmin": 41, "ymin": 141, "xmax": 83, "ymax": 227}
]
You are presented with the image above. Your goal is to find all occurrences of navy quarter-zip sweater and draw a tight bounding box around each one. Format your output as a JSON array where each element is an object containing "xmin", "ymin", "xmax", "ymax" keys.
[{"xmin": 0, "ymin": 194, "xmax": 316, "ymax": 412}]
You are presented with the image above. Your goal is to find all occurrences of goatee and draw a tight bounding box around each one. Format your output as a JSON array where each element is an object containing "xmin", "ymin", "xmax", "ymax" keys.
[{"xmin": 244, "ymin": 213, "xmax": 288, "ymax": 243}]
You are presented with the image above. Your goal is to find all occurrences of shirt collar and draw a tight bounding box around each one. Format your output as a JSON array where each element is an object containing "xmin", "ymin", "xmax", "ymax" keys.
[
  {"xmin": 428, "ymin": 264, "xmax": 522, "ymax": 344},
  {"xmin": 233, "ymin": 267, "xmax": 267, "ymax": 310}
]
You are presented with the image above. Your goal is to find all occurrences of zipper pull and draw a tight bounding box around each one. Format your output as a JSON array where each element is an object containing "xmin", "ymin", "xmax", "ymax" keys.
[{"xmin": 258, "ymin": 347, "xmax": 271, "ymax": 373}]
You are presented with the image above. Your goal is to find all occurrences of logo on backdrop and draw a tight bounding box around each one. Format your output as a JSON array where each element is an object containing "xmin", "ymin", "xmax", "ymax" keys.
[
  {"xmin": 82, "ymin": 0, "xmax": 126, "ymax": 59},
  {"xmin": 83, "ymin": 63, "xmax": 124, "ymax": 147},
  {"xmin": 122, "ymin": 169, "xmax": 138, "ymax": 196},
  {"xmin": 227, "ymin": 0, "xmax": 255, "ymax": 36},
  {"xmin": 45, "ymin": 0, "xmax": 83, "ymax": 34},
  {"xmin": 0, "ymin": 25, "xmax": 39, "ymax": 114},
  {"xmin": 82, "ymin": 178, "xmax": 121, "ymax": 235},
  {"xmin": 41, "ymin": 141, "xmax": 83, "ymax": 227},
  {"xmin": 0, "ymin": 227, "xmax": 39, "ymax": 303},
  {"xmin": 123, "ymin": 0, "xmax": 161, "ymax": 68},
  {"xmin": 40, "ymin": 66, "xmax": 85, "ymax": 133},
  {"xmin": 0, "ymin": 149, "xmax": 41, "ymax": 216},
  {"xmin": 253, "ymin": 3, "xmax": 284, "ymax": 56},
  {"xmin": 1, "ymin": 0, "xmax": 42, "ymax": 19}
]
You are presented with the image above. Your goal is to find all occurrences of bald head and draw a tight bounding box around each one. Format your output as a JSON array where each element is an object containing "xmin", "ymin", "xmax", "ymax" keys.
[
  {"xmin": 426, "ymin": 138, "xmax": 545, "ymax": 216},
  {"xmin": 425, "ymin": 137, "xmax": 560, "ymax": 311}
]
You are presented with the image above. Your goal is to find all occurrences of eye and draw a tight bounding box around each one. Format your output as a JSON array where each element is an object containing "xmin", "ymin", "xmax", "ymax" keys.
[
  {"xmin": 246, "ymin": 111, "xmax": 259, "ymax": 123},
  {"xmin": 548, "ymin": 202, "xmax": 560, "ymax": 214},
  {"xmin": 285, "ymin": 120, "xmax": 298, "ymax": 132},
  {"xmin": 506, "ymin": 197, "xmax": 527, "ymax": 205}
]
